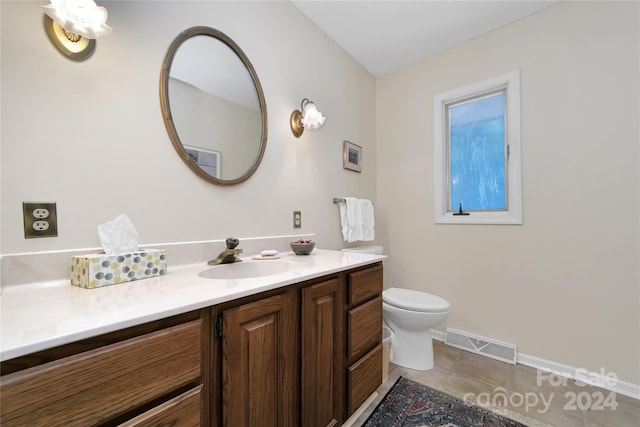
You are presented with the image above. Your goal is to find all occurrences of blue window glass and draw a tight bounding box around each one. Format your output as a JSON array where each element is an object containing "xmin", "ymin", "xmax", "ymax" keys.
[{"xmin": 448, "ymin": 91, "xmax": 506, "ymax": 211}]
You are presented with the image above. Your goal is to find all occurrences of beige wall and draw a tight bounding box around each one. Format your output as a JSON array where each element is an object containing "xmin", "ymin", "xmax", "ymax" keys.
[
  {"xmin": 2, "ymin": 0, "xmax": 638, "ymax": 386},
  {"xmin": 0, "ymin": 1, "xmax": 377, "ymax": 254},
  {"xmin": 376, "ymin": 1, "xmax": 639, "ymax": 384}
]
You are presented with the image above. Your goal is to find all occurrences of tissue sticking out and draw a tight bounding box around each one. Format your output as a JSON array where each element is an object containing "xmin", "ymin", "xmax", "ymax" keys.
[{"xmin": 98, "ymin": 214, "xmax": 139, "ymax": 254}]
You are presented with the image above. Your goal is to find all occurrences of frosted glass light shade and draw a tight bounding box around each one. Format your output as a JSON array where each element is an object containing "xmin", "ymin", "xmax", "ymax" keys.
[
  {"xmin": 290, "ymin": 98, "xmax": 326, "ymax": 137},
  {"xmin": 300, "ymin": 102, "xmax": 326, "ymax": 130},
  {"xmin": 43, "ymin": 0, "xmax": 112, "ymax": 39}
]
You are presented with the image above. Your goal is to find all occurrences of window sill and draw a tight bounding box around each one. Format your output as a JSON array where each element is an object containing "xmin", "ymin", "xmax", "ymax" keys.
[{"xmin": 434, "ymin": 212, "xmax": 522, "ymax": 225}]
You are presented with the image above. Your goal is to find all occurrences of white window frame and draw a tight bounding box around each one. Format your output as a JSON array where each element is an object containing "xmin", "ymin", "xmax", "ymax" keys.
[{"xmin": 433, "ymin": 70, "xmax": 522, "ymax": 224}]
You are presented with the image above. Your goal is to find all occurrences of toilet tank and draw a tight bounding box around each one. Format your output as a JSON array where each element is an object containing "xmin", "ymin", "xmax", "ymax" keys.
[{"xmin": 341, "ymin": 246, "xmax": 384, "ymax": 255}]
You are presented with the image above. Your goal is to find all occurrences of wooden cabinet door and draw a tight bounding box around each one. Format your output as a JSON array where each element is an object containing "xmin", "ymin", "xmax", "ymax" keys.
[
  {"xmin": 301, "ymin": 279, "xmax": 342, "ymax": 427},
  {"xmin": 222, "ymin": 292, "xmax": 298, "ymax": 427}
]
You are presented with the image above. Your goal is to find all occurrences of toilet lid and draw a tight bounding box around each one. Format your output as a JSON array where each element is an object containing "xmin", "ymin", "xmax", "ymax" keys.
[{"xmin": 383, "ymin": 287, "xmax": 450, "ymax": 313}]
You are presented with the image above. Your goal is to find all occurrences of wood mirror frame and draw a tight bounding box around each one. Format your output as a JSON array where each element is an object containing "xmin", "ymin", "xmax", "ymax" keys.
[{"xmin": 159, "ymin": 26, "xmax": 267, "ymax": 186}]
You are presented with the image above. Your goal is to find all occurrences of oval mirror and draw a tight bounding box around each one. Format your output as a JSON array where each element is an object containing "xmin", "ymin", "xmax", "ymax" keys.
[{"xmin": 160, "ymin": 27, "xmax": 267, "ymax": 185}]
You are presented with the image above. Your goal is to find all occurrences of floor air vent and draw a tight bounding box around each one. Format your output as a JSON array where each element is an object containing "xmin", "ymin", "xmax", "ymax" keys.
[{"xmin": 445, "ymin": 328, "xmax": 517, "ymax": 364}]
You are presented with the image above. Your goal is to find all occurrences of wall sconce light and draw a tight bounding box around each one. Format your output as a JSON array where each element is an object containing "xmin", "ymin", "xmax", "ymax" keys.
[
  {"xmin": 290, "ymin": 98, "xmax": 326, "ymax": 138},
  {"xmin": 42, "ymin": 0, "xmax": 112, "ymax": 61}
]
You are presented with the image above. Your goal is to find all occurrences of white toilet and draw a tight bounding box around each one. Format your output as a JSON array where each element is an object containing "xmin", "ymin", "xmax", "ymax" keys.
[
  {"xmin": 341, "ymin": 246, "xmax": 450, "ymax": 371},
  {"xmin": 383, "ymin": 287, "xmax": 450, "ymax": 370}
]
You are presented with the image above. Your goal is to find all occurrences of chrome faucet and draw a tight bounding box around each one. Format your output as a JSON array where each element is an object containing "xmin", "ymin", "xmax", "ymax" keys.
[{"xmin": 208, "ymin": 237, "xmax": 243, "ymax": 265}]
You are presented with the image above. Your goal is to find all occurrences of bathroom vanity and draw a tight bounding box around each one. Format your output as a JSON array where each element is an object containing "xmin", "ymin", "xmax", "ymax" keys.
[{"xmin": 0, "ymin": 249, "xmax": 384, "ymax": 427}]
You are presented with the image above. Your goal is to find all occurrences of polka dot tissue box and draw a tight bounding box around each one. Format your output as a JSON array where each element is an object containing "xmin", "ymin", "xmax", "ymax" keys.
[{"xmin": 70, "ymin": 249, "xmax": 167, "ymax": 289}]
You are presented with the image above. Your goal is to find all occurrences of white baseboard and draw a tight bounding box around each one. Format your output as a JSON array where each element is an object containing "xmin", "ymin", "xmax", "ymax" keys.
[
  {"xmin": 432, "ymin": 329, "xmax": 640, "ymax": 400},
  {"xmin": 432, "ymin": 329, "xmax": 446, "ymax": 342},
  {"xmin": 517, "ymin": 353, "xmax": 640, "ymax": 400}
]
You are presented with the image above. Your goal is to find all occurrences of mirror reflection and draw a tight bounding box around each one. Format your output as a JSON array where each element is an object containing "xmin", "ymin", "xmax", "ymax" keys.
[{"xmin": 160, "ymin": 27, "xmax": 267, "ymax": 185}]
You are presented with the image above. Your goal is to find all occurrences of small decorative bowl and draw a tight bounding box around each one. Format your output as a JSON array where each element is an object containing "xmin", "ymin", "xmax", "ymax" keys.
[{"xmin": 290, "ymin": 240, "xmax": 315, "ymax": 255}]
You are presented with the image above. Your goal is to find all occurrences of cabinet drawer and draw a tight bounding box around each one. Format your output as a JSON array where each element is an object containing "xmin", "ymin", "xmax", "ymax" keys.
[
  {"xmin": 121, "ymin": 385, "xmax": 202, "ymax": 427},
  {"xmin": 348, "ymin": 265, "xmax": 382, "ymax": 306},
  {"xmin": 347, "ymin": 296, "xmax": 382, "ymax": 361},
  {"xmin": 347, "ymin": 344, "xmax": 382, "ymax": 415},
  {"xmin": 0, "ymin": 319, "xmax": 202, "ymax": 427}
]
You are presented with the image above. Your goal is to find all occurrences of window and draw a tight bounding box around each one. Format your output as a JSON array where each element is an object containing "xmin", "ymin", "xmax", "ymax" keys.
[{"xmin": 433, "ymin": 70, "xmax": 522, "ymax": 224}]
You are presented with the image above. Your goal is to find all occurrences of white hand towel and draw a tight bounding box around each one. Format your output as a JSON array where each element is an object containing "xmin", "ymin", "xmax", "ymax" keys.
[
  {"xmin": 348, "ymin": 198, "xmax": 364, "ymax": 242},
  {"xmin": 340, "ymin": 197, "xmax": 375, "ymax": 243},
  {"xmin": 341, "ymin": 197, "xmax": 361, "ymax": 242},
  {"xmin": 339, "ymin": 198, "xmax": 351, "ymax": 241},
  {"xmin": 361, "ymin": 199, "xmax": 375, "ymax": 241}
]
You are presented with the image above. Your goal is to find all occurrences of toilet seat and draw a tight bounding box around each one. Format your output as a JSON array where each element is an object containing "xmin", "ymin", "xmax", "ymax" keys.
[{"xmin": 383, "ymin": 287, "xmax": 450, "ymax": 313}]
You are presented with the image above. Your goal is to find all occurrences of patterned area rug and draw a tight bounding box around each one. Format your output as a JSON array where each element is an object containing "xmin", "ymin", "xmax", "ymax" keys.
[{"xmin": 363, "ymin": 376, "xmax": 527, "ymax": 427}]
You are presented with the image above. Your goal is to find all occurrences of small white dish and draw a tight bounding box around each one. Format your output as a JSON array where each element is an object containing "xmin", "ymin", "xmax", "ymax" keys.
[{"xmin": 252, "ymin": 254, "xmax": 280, "ymax": 260}]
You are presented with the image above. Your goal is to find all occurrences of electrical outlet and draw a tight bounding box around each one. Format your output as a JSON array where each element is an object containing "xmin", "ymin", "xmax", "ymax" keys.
[
  {"xmin": 293, "ymin": 211, "xmax": 301, "ymax": 229},
  {"xmin": 33, "ymin": 221, "xmax": 50, "ymax": 231},
  {"xmin": 33, "ymin": 208, "xmax": 50, "ymax": 219},
  {"xmin": 23, "ymin": 202, "xmax": 58, "ymax": 238}
]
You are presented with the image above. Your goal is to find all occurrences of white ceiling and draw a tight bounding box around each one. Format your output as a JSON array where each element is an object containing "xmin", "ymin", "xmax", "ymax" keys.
[{"xmin": 292, "ymin": 0, "xmax": 560, "ymax": 76}]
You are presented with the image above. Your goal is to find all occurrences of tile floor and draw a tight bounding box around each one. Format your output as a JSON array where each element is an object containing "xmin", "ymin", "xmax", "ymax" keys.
[{"xmin": 351, "ymin": 341, "xmax": 640, "ymax": 427}]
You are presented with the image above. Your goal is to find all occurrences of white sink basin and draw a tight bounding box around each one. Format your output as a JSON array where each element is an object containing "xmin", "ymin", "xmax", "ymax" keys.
[{"xmin": 198, "ymin": 260, "xmax": 299, "ymax": 280}]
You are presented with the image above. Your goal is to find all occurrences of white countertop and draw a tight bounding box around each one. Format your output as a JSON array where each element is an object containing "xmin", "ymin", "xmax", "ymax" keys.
[{"xmin": 0, "ymin": 249, "xmax": 385, "ymax": 362}]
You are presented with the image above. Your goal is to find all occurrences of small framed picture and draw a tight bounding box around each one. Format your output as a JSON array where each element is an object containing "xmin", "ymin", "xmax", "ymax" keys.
[
  {"xmin": 343, "ymin": 140, "xmax": 362, "ymax": 172},
  {"xmin": 184, "ymin": 145, "xmax": 221, "ymax": 178}
]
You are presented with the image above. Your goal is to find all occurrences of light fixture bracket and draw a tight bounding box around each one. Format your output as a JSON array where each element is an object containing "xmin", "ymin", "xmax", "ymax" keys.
[
  {"xmin": 43, "ymin": 15, "xmax": 95, "ymax": 61},
  {"xmin": 290, "ymin": 109, "xmax": 304, "ymax": 138}
]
